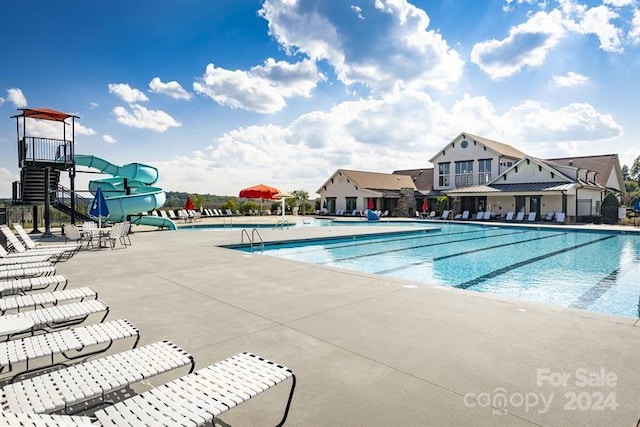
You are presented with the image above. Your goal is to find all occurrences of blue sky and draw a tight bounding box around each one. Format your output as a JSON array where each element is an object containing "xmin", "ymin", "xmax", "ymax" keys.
[{"xmin": 1, "ymin": 0, "xmax": 639, "ymax": 197}]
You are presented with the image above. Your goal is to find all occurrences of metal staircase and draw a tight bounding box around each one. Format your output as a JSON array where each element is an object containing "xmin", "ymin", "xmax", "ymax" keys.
[
  {"xmin": 12, "ymin": 167, "xmax": 61, "ymax": 204},
  {"xmin": 53, "ymin": 185, "xmax": 93, "ymax": 221}
]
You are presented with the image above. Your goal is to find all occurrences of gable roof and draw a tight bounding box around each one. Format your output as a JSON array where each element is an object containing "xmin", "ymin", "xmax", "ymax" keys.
[
  {"xmin": 317, "ymin": 169, "xmax": 416, "ymax": 194},
  {"xmin": 392, "ymin": 168, "xmax": 434, "ymax": 192},
  {"xmin": 544, "ymin": 154, "xmax": 622, "ymax": 190},
  {"xmin": 429, "ymin": 132, "xmax": 527, "ymax": 163}
]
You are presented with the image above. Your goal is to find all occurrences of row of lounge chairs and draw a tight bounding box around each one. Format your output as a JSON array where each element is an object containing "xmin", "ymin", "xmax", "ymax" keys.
[
  {"xmin": 0, "ymin": 225, "xmax": 297, "ymax": 425},
  {"xmin": 419, "ymin": 210, "xmax": 567, "ymax": 223}
]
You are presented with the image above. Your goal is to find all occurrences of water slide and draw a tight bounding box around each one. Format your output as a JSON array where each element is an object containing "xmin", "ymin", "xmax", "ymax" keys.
[{"xmin": 74, "ymin": 154, "xmax": 177, "ymax": 230}]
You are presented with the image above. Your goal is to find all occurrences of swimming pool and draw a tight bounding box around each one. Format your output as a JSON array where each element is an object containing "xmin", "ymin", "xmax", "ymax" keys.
[
  {"xmin": 181, "ymin": 218, "xmax": 407, "ymax": 230},
  {"xmin": 240, "ymin": 223, "xmax": 640, "ymax": 318}
]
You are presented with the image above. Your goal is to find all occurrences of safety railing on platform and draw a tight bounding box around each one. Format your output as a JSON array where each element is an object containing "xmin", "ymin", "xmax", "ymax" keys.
[{"xmin": 18, "ymin": 137, "xmax": 73, "ymax": 167}]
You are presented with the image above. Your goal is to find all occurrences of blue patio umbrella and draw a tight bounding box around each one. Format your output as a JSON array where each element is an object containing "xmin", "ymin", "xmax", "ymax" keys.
[
  {"xmin": 322, "ymin": 200, "xmax": 327, "ymax": 210},
  {"xmin": 89, "ymin": 186, "xmax": 110, "ymax": 228},
  {"xmin": 635, "ymin": 197, "xmax": 640, "ymax": 212}
]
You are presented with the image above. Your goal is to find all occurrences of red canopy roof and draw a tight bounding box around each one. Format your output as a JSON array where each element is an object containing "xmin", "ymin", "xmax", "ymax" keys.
[{"xmin": 13, "ymin": 108, "xmax": 78, "ymax": 122}]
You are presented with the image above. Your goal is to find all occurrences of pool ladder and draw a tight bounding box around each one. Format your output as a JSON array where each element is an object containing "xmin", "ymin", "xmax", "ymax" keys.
[
  {"xmin": 274, "ymin": 219, "xmax": 290, "ymax": 229},
  {"xmin": 241, "ymin": 228, "xmax": 264, "ymax": 252}
]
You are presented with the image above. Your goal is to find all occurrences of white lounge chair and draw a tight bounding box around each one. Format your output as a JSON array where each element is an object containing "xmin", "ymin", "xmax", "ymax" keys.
[
  {"xmin": 0, "ymin": 265, "xmax": 56, "ymax": 281},
  {"xmin": 0, "ymin": 412, "xmax": 94, "ymax": 426},
  {"xmin": 527, "ymin": 212, "xmax": 537, "ymax": 222},
  {"xmin": 504, "ymin": 211, "xmax": 514, "ymax": 221},
  {"xmin": 1, "ymin": 340, "xmax": 194, "ymax": 415},
  {"xmin": 556, "ymin": 212, "xmax": 566, "ymax": 223},
  {"xmin": 542, "ymin": 211, "xmax": 554, "ymax": 221},
  {"xmin": 0, "ymin": 319, "xmax": 139, "ymax": 381},
  {"xmin": 461, "ymin": 211, "xmax": 470, "ymax": 220},
  {"xmin": 0, "ymin": 225, "xmax": 75, "ymax": 262},
  {"xmin": 0, "ymin": 261, "xmax": 53, "ymax": 273},
  {"xmin": 0, "ymin": 286, "xmax": 97, "ymax": 315},
  {"xmin": 0, "ymin": 275, "xmax": 68, "ymax": 297},
  {"xmin": 515, "ymin": 212, "xmax": 525, "ymax": 221},
  {"xmin": 13, "ymin": 223, "xmax": 82, "ymax": 252},
  {"xmin": 0, "ymin": 245, "xmax": 52, "ymax": 264},
  {"xmin": 1, "ymin": 299, "xmax": 109, "ymax": 337},
  {"xmin": 160, "ymin": 210, "xmax": 169, "ymax": 219},
  {"xmin": 93, "ymin": 351, "xmax": 296, "ymax": 427},
  {"xmin": 454, "ymin": 213, "xmax": 462, "ymax": 219},
  {"xmin": 440, "ymin": 210, "xmax": 450, "ymax": 220}
]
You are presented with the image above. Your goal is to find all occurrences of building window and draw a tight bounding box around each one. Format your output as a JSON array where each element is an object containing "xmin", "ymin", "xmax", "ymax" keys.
[
  {"xmin": 345, "ymin": 197, "xmax": 357, "ymax": 212},
  {"xmin": 455, "ymin": 160, "xmax": 473, "ymax": 187},
  {"xmin": 438, "ymin": 163, "xmax": 450, "ymax": 187},
  {"xmin": 478, "ymin": 159, "xmax": 492, "ymax": 185}
]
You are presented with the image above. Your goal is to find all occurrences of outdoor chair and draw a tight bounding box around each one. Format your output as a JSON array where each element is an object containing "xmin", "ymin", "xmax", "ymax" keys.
[
  {"xmin": 0, "ymin": 275, "xmax": 68, "ymax": 297},
  {"xmin": 0, "ymin": 319, "xmax": 139, "ymax": 382},
  {"xmin": 92, "ymin": 351, "xmax": 296, "ymax": 427},
  {"xmin": 1, "ymin": 341, "xmax": 194, "ymax": 415},
  {"xmin": 0, "ymin": 261, "xmax": 53, "ymax": 272},
  {"xmin": 0, "ymin": 245, "xmax": 52, "ymax": 264},
  {"xmin": 543, "ymin": 211, "xmax": 554, "ymax": 221},
  {"xmin": 515, "ymin": 212, "xmax": 525, "ymax": 221},
  {"xmin": 1, "ymin": 299, "xmax": 109, "ymax": 338},
  {"xmin": 555, "ymin": 212, "xmax": 566, "ymax": 223},
  {"xmin": 63, "ymin": 224, "xmax": 89, "ymax": 247},
  {"xmin": 504, "ymin": 211, "xmax": 514, "ymax": 221},
  {"xmin": 168, "ymin": 210, "xmax": 177, "ymax": 219},
  {"xmin": 0, "ymin": 265, "xmax": 57, "ymax": 281},
  {"xmin": 527, "ymin": 212, "xmax": 537, "ymax": 222},
  {"xmin": 0, "ymin": 225, "xmax": 75, "ymax": 262},
  {"xmin": 440, "ymin": 210, "xmax": 450, "ymax": 220},
  {"xmin": 159, "ymin": 210, "xmax": 169, "ymax": 219},
  {"xmin": 454, "ymin": 213, "xmax": 462, "ymax": 220},
  {"xmin": 461, "ymin": 211, "xmax": 470, "ymax": 220},
  {"xmin": 0, "ymin": 412, "xmax": 94, "ymax": 425},
  {"xmin": 13, "ymin": 223, "xmax": 82, "ymax": 252},
  {"xmin": 0, "ymin": 287, "xmax": 97, "ymax": 315}
]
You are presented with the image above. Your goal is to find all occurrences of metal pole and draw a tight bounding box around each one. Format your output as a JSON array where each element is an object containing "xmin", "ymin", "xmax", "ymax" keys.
[
  {"xmin": 31, "ymin": 205, "xmax": 41, "ymax": 233},
  {"xmin": 43, "ymin": 167, "xmax": 52, "ymax": 237}
]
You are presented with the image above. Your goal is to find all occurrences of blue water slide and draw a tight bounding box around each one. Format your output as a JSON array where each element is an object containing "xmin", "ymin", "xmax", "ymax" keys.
[{"xmin": 74, "ymin": 154, "xmax": 176, "ymax": 230}]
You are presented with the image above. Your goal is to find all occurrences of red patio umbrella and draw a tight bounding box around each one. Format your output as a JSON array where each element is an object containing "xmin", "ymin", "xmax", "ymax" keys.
[
  {"xmin": 239, "ymin": 184, "xmax": 281, "ymax": 200},
  {"xmin": 184, "ymin": 195, "xmax": 195, "ymax": 211},
  {"xmin": 368, "ymin": 198, "xmax": 374, "ymax": 210},
  {"xmin": 422, "ymin": 198, "xmax": 428, "ymax": 212}
]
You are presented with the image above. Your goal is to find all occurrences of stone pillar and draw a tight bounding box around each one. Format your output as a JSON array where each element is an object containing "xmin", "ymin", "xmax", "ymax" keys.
[{"xmin": 398, "ymin": 188, "xmax": 417, "ymax": 217}]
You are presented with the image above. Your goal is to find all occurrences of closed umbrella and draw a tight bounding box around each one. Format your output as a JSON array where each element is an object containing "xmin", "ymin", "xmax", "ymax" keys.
[
  {"xmin": 89, "ymin": 187, "xmax": 110, "ymax": 228},
  {"xmin": 368, "ymin": 198, "xmax": 374, "ymax": 210},
  {"xmin": 184, "ymin": 196, "xmax": 195, "ymax": 211},
  {"xmin": 422, "ymin": 198, "xmax": 428, "ymax": 212}
]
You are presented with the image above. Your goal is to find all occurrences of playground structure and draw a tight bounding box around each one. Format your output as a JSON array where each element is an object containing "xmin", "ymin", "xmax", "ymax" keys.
[{"xmin": 10, "ymin": 108, "xmax": 176, "ymax": 233}]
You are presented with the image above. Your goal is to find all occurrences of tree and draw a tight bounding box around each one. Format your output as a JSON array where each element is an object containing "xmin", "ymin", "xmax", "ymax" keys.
[
  {"xmin": 621, "ymin": 165, "xmax": 630, "ymax": 181},
  {"xmin": 291, "ymin": 189, "xmax": 310, "ymax": 214},
  {"xmin": 631, "ymin": 155, "xmax": 640, "ymax": 182}
]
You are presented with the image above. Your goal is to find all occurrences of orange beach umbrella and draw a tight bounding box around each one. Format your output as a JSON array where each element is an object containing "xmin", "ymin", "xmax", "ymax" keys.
[{"xmin": 239, "ymin": 184, "xmax": 280, "ymax": 200}]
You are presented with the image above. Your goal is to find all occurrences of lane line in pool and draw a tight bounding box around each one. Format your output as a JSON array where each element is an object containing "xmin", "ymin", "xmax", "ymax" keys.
[
  {"xmin": 455, "ymin": 235, "xmax": 616, "ymax": 290},
  {"xmin": 373, "ymin": 232, "xmax": 569, "ymax": 275},
  {"xmin": 316, "ymin": 230, "xmax": 531, "ymax": 265},
  {"xmin": 570, "ymin": 255, "xmax": 640, "ymax": 310},
  {"xmin": 277, "ymin": 228, "xmax": 494, "ymax": 255}
]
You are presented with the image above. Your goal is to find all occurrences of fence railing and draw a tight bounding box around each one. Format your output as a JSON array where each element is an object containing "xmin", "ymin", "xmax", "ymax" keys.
[{"xmin": 19, "ymin": 137, "xmax": 73, "ymax": 167}]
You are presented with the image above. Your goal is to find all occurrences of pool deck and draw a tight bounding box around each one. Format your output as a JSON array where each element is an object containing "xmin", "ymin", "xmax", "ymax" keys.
[{"xmin": 49, "ymin": 216, "xmax": 639, "ymax": 426}]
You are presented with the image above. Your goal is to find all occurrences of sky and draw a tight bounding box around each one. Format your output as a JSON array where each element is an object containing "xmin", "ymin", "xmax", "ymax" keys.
[{"xmin": 1, "ymin": 0, "xmax": 639, "ymax": 198}]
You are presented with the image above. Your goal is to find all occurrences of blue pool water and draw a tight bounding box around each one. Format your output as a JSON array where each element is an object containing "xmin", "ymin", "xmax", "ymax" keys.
[{"xmin": 242, "ymin": 223, "xmax": 640, "ymax": 318}]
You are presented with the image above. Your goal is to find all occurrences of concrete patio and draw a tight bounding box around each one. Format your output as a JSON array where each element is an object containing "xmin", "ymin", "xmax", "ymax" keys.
[{"xmin": 50, "ymin": 217, "xmax": 639, "ymax": 426}]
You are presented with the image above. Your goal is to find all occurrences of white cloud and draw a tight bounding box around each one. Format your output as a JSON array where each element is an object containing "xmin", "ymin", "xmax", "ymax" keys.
[
  {"xmin": 112, "ymin": 104, "xmax": 181, "ymax": 132},
  {"xmin": 551, "ymin": 71, "xmax": 588, "ymax": 87},
  {"xmin": 7, "ymin": 88, "xmax": 27, "ymax": 108},
  {"xmin": 350, "ymin": 5, "xmax": 364, "ymax": 20},
  {"xmin": 193, "ymin": 58, "xmax": 324, "ymax": 114},
  {"xmin": 16, "ymin": 118, "xmax": 95, "ymax": 139},
  {"xmin": 576, "ymin": 5, "xmax": 623, "ymax": 53},
  {"xmin": 103, "ymin": 135, "xmax": 116, "ymax": 143},
  {"xmin": 258, "ymin": 0, "xmax": 464, "ymax": 92},
  {"xmin": 108, "ymin": 83, "xmax": 149, "ymax": 103},
  {"xmin": 0, "ymin": 97, "xmax": 4, "ymax": 105},
  {"xmin": 149, "ymin": 77, "xmax": 192, "ymax": 100},
  {"xmin": 471, "ymin": 10, "xmax": 566, "ymax": 79},
  {"xmin": 151, "ymin": 91, "xmax": 622, "ymax": 196},
  {"xmin": 90, "ymin": 102, "xmax": 99, "ymax": 109},
  {"xmin": 603, "ymin": 0, "xmax": 635, "ymax": 7},
  {"xmin": 630, "ymin": 8, "xmax": 640, "ymax": 43}
]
